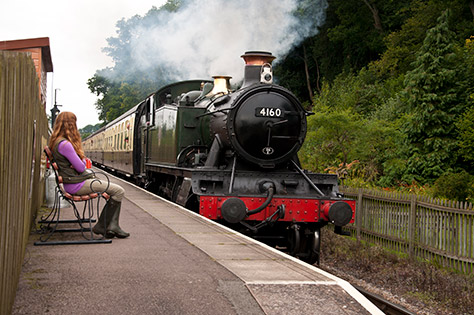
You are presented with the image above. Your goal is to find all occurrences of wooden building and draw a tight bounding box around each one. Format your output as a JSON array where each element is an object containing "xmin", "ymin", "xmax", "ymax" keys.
[{"xmin": 0, "ymin": 37, "xmax": 54, "ymax": 108}]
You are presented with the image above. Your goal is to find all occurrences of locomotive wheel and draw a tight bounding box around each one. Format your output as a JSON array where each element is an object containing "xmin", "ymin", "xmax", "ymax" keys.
[
  {"xmin": 308, "ymin": 228, "xmax": 321, "ymax": 265},
  {"xmin": 288, "ymin": 227, "xmax": 321, "ymax": 265},
  {"xmin": 298, "ymin": 228, "xmax": 321, "ymax": 265},
  {"xmin": 171, "ymin": 177, "xmax": 181, "ymax": 202},
  {"xmin": 184, "ymin": 193, "xmax": 200, "ymax": 212},
  {"xmin": 287, "ymin": 224, "xmax": 301, "ymax": 255}
]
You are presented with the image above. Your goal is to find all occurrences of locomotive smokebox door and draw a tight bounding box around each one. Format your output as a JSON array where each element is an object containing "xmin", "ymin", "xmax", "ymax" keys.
[{"xmin": 227, "ymin": 86, "xmax": 307, "ymax": 168}]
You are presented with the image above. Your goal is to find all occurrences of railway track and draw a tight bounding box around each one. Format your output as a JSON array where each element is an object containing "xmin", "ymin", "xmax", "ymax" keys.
[{"xmin": 354, "ymin": 285, "xmax": 415, "ymax": 315}]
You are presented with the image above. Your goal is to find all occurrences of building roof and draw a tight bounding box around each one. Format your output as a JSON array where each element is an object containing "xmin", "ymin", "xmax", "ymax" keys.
[{"xmin": 0, "ymin": 37, "xmax": 53, "ymax": 72}]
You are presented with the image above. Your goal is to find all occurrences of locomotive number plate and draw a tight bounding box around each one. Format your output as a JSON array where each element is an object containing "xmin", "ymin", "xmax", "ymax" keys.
[{"xmin": 255, "ymin": 107, "xmax": 284, "ymax": 118}]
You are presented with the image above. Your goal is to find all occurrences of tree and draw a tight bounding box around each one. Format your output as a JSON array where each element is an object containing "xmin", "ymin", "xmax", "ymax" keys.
[
  {"xmin": 80, "ymin": 123, "xmax": 103, "ymax": 139},
  {"xmin": 457, "ymin": 107, "xmax": 474, "ymax": 168},
  {"xmin": 299, "ymin": 70, "xmax": 400, "ymax": 184},
  {"xmin": 402, "ymin": 10, "xmax": 466, "ymax": 184},
  {"xmin": 371, "ymin": 0, "xmax": 474, "ymax": 78},
  {"xmin": 87, "ymin": 72, "xmax": 152, "ymax": 123},
  {"xmin": 471, "ymin": 1, "xmax": 474, "ymax": 19},
  {"xmin": 276, "ymin": 0, "xmax": 411, "ymax": 103},
  {"xmin": 300, "ymin": 106, "xmax": 362, "ymax": 173},
  {"xmin": 456, "ymin": 37, "xmax": 474, "ymax": 170},
  {"xmin": 362, "ymin": 0, "xmax": 383, "ymax": 31},
  {"xmin": 88, "ymin": 0, "xmax": 181, "ymax": 122}
]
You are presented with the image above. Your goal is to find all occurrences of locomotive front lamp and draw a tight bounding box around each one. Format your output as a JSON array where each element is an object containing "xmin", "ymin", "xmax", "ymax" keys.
[{"xmin": 260, "ymin": 63, "xmax": 273, "ymax": 84}]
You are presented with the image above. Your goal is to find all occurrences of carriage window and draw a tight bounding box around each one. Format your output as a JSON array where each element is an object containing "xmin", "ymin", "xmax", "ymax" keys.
[{"xmin": 150, "ymin": 97, "xmax": 155, "ymax": 125}]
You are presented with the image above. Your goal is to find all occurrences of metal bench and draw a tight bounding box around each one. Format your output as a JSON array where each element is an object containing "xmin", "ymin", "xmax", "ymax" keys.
[{"xmin": 34, "ymin": 146, "xmax": 112, "ymax": 245}]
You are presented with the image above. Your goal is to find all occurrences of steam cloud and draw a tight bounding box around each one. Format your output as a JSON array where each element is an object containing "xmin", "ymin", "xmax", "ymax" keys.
[{"xmin": 130, "ymin": 0, "xmax": 328, "ymax": 83}]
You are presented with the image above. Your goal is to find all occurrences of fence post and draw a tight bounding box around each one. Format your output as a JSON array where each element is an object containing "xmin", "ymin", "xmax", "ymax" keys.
[
  {"xmin": 356, "ymin": 188, "xmax": 363, "ymax": 242},
  {"xmin": 408, "ymin": 194, "xmax": 417, "ymax": 258}
]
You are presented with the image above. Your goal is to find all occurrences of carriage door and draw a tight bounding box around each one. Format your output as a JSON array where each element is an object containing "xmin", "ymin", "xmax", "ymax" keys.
[
  {"xmin": 142, "ymin": 97, "xmax": 155, "ymax": 173},
  {"xmin": 134, "ymin": 100, "xmax": 148, "ymax": 178},
  {"xmin": 140, "ymin": 121, "xmax": 147, "ymax": 176}
]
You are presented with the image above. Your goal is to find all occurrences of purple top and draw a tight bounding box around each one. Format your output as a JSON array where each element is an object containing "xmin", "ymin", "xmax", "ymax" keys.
[{"xmin": 57, "ymin": 140, "xmax": 86, "ymax": 194}]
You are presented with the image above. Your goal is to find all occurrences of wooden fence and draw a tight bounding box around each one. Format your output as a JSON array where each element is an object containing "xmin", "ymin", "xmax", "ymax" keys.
[
  {"xmin": 0, "ymin": 51, "xmax": 49, "ymax": 315},
  {"xmin": 341, "ymin": 187, "xmax": 474, "ymax": 274}
]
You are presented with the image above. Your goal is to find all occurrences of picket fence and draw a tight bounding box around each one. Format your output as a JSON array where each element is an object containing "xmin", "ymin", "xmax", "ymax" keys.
[
  {"xmin": 0, "ymin": 51, "xmax": 49, "ymax": 315},
  {"xmin": 341, "ymin": 187, "xmax": 474, "ymax": 274}
]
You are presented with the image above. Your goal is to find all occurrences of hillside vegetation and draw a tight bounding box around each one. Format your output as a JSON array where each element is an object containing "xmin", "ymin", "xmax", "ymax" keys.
[{"xmin": 290, "ymin": 1, "xmax": 474, "ymax": 202}]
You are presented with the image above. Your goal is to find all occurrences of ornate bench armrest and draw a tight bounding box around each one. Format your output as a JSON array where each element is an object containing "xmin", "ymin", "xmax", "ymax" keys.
[{"xmin": 87, "ymin": 169, "xmax": 111, "ymax": 195}]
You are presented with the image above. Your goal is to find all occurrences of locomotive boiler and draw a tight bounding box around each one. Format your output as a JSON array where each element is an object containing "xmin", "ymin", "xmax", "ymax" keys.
[{"xmin": 83, "ymin": 51, "xmax": 355, "ymax": 264}]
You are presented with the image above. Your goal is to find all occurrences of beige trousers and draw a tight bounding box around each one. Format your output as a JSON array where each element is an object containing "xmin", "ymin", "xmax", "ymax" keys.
[{"xmin": 76, "ymin": 178, "xmax": 125, "ymax": 202}]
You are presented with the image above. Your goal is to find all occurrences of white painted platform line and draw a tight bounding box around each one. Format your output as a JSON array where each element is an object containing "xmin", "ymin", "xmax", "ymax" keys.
[{"xmin": 246, "ymin": 281, "xmax": 339, "ymax": 285}]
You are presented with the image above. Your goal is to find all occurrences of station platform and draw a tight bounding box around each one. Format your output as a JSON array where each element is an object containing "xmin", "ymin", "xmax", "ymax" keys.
[{"xmin": 12, "ymin": 174, "xmax": 383, "ymax": 315}]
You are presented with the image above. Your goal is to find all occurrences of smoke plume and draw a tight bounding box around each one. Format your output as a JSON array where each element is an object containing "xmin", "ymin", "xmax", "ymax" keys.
[{"xmin": 128, "ymin": 0, "xmax": 328, "ymax": 83}]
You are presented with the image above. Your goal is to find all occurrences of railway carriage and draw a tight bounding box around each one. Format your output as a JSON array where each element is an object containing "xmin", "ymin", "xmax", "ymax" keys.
[
  {"xmin": 83, "ymin": 107, "xmax": 136, "ymax": 174},
  {"xmin": 84, "ymin": 52, "xmax": 355, "ymax": 264}
]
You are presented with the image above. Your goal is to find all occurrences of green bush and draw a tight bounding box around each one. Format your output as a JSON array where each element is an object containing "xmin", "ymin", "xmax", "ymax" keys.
[{"xmin": 432, "ymin": 171, "xmax": 474, "ymax": 202}]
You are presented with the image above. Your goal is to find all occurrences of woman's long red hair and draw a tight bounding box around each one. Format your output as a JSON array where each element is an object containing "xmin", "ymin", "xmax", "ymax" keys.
[{"xmin": 48, "ymin": 112, "xmax": 85, "ymax": 160}]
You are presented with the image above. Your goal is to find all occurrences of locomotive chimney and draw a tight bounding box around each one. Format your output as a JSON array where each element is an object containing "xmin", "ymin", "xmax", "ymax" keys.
[
  {"xmin": 241, "ymin": 51, "xmax": 276, "ymax": 88},
  {"xmin": 208, "ymin": 76, "xmax": 232, "ymax": 96}
]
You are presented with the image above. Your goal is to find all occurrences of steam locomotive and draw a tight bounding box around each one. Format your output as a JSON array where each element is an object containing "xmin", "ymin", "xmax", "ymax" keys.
[{"xmin": 83, "ymin": 51, "xmax": 355, "ymax": 264}]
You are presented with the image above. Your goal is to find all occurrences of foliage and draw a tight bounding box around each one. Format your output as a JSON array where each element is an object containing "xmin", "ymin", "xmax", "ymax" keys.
[
  {"xmin": 370, "ymin": 0, "xmax": 474, "ymax": 78},
  {"xmin": 457, "ymin": 106, "xmax": 474, "ymax": 167},
  {"xmin": 299, "ymin": 71, "xmax": 400, "ymax": 185},
  {"xmin": 87, "ymin": 1, "xmax": 181, "ymax": 122},
  {"xmin": 300, "ymin": 106, "xmax": 362, "ymax": 173},
  {"xmin": 79, "ymin": 123, "xmax": 103, "ymax": 139},
  {"xmin": 300, "ymin": 6, "xmax": 474, "ymax": 190},
  {"xmin": 456, "ymin": 40, "xmax": 474, "ymax": 168},
  {"xmin": 87, "ymin": 72, "xmax": 154, "ymax": 123},
  {"xmin": 432, "ymin": 171, "xmax": 474, "ymax": 202},
  {"xmin": 402, "ymin": 10, "xmax": 467, "ymax": 184},
  {"xmin": 370, "ymin": 0, "xmax": 444, "ymax": 77},
  {"xmin": 275, "ymin": 0, "xmax": 411, "ymax": 103}
]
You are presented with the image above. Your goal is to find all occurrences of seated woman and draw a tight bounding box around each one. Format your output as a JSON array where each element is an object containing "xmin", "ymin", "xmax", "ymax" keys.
[{"xmin": 49, "ymin": 111, "xmax": 130, "ymax": 238}]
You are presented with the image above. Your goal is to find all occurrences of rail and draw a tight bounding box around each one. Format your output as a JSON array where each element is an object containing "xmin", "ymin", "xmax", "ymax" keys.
[{"xmin": 354, "ymin": 286, "xmax": 415, "ymax": 315}]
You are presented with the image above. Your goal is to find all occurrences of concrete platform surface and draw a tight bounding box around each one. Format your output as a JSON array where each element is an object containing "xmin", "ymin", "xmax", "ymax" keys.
[{"xmin": 12, "ymin": 174, "xmax": 383, "ymax": 315}]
